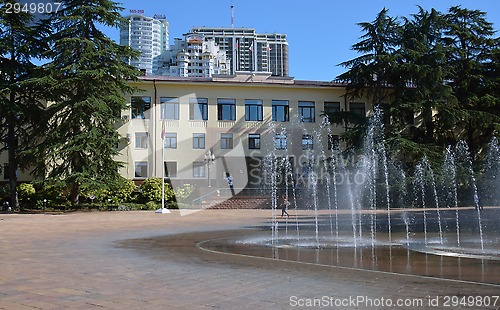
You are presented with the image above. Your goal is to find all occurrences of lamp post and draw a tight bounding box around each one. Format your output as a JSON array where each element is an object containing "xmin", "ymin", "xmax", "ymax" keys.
[{"xmin": 204, "ymin": 149, "xmax": 215, "ymax": 187}]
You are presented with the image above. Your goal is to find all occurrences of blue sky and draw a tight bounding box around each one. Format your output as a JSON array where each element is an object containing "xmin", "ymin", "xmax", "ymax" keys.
[{"xmin": 106, "ymin": 0, "xmax": 500, "ymax": 81}]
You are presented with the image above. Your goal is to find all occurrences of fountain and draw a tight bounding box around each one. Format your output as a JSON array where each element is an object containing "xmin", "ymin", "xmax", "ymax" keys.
[{"xmin": 199, "ymin": 107, "xmax": 500, "ymax": 285}]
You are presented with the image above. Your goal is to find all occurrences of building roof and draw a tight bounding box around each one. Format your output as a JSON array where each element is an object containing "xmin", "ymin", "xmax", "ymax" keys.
[{"xmin": 136, "ymin": 72, "xmax": 347, "ymax": 88}]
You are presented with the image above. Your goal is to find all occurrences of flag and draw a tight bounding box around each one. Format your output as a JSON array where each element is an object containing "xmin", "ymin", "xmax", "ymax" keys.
[
  {"xmin": 249, "ymin": 42, "xmax": 253, "ymax": 52},
  {"xmin": 235, "ymin": 41, "xmax": 238, "ymax": 49},
  {"xmin": 161, "ymin": 120, "xmax": 166, "ymax": 139}
]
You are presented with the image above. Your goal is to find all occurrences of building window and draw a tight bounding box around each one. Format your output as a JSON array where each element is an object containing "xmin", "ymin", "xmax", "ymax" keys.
[
  {"xmin": 193, "ymin": 162, "xmax": 205, "ymax": 178},
  {"xmin": 193, "ymin": 133, "xmax": 205, "ymax": 149},
  {"xmin": 135, "ymin": 132, "xmax": 148, "ymax": 149},
  {"xmin": 328, "ymin": 135, "xmax": 340, "ymax": 151},
  {"xmin": 217, "ymin": 98, "xmax": 236, "ymax": 121},
  {"xmin": 248, "ymin": 134, "xmax": 260, "ymax": 149},
  {"xmin": 221, "ymin": 133, "xmax": 233, "ymax": 149},
  {"xmin": 302, "ymin": 134, "xmax": 313, "ymax": 150},
  {"xmin": 134, "ymin": 161, "xmax": 148, "ymax": 178},
  {"xmin": 350, "ymin": 102, "xmax": 366, "ymax": 117},
  {"xmin": 164, "ymin": 161, "xmax": 177, "ymax": 178},
  {"xmin": 324, "ymin": 101, "xmax": 341, "ymax": 114},
  {"xmin": 189, "ymin": 98, "xmax": 208, "ymax": 120},
  {"xmin": 275, "ymin": 134, "xmax": 287, "ymax": 150},
  {"xmin": 272, "ymin": 100, "xmax": 289, "ymax": 122},
  {"xmin": 131, "ymin": 96, "xmax": 151, "ymax": 119},
  {"xmin": 298, "ymin": 101, "xmax": 315, "ymax": 122},
  {"xmin": 160, "ymin": 97, "xmax": 179, "ymax": 120},
  {"xmin": 164, "ymin": 133, "xmax": 177, "ymax": 149},
  {"xmin": 245, "ymin": 99, "xmax": 263, "ymax": 121}
]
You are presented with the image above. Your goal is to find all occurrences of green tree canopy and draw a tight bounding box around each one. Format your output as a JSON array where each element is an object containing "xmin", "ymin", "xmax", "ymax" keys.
[{"xmin": 28, "ymin": 0, "xmax": 141, "ymax": 204}]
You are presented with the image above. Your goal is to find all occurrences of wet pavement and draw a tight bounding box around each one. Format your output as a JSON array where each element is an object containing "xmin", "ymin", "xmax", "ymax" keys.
[{"xmin": 1, "ymin": 210, "xmax": 499, "ymax": 309}]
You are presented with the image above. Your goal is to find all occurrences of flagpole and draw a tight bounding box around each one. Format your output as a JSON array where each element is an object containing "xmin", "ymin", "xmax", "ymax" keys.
[
  {"xmin": 162, "ymin": 126, "xmax": 165, "ymax": 210},
  {"xmin": 156, "ymin": 119, "xmax": 170, "ymax": 214}
]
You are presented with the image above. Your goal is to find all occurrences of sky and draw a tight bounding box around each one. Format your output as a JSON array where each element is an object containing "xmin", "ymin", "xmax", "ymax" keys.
[{"xmin": 106, "ymin": 0, "xmax": 500, "ymax": 82}]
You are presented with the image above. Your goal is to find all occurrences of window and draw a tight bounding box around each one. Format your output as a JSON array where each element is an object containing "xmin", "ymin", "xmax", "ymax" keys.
[
  {"xmin": 160, "ymin": 97, "xmax": 179, "ymax": 120},
  {"xmin": 134, "ymin": 161, "xmax": 148, "ymax": 178},
  {"xmin": 190, "ymin": 98, "xmax": 208, "ymax": 120},
  {"xmin": 302, "ymin": 134, "xmax": 313, "ymax": 150},
  {"xmin": 245, "ymin": 99, "xmax": 263, "ymax": 121},
  {"xmin": 272, "ymin": 100, "xmax": 289, "ymax": 122},
  {"xmin": 164, "ymin": 161, "xmax": 177, "ymax": 178},
  {"xmin": 193, "ymin": 162, "xmax": 205, "ymax": 177},
  {"xmin": 350, "ymin": 102, "xmax": 366, "ymax": 117},
  {"xmin": 221, "ymin": 133, "xmax": 233, "ymax": 149},
  {"xmin": 131, "ymin": 96, "xmax": 151, "ymax": 119},
  {"xmin": 248, "ymin": 134, "xmax": 260, "ymax": 149},
  {"xmin": 328, "ymin": 135, "xmax": 340, "ymax": 150},
  {"xmin": 193, "ymin": 133, "xmax": 205, "ymax": 149},
  {"xmin": 217, "ymin": 98, "xmax": 236, "ymax": 121},
  {"xmin": 163, "ymin": 133, "xmax": 177, "ymax": 149},
  {"xmin": 324, "ymin": 102, "xmax": 341, "ymax": 114},
  {"xmin": 299, "ymin": 101, "xmax": 315, "ymax": 122},
  {"xmin": 135, "ymin": 132, "xmax": 148, "ymax": 149},
  {"xmin": 275, "ymin": 134, "xmax": 287, "ymax": 150}
]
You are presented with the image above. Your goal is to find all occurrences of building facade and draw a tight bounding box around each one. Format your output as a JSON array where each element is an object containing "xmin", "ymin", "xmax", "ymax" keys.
[
  {"xmin": 120, "ymin": 14, "xmax": 169, "ymax": 75},
  {"xmin": 154, "ymin": 33, "xmax": 231, "ymax": 77},
  {"xmin": 116, "ymin": 72, "xmax": 370, "ymax": 194},
  {"xmin": 190, "ymin": 28, "xmax": 289, "ymax": 77}
]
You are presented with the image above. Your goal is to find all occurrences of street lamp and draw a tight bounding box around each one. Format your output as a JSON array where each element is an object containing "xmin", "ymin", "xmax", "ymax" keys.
[{"xmin": 204, "ymin": 149, "xmax": 215, "ymax": 187}]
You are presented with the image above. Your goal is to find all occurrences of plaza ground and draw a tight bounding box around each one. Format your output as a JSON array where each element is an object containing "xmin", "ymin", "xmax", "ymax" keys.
[{"xmin": 0, "ymin": 210, "xmax": 499, "ymax": 309}]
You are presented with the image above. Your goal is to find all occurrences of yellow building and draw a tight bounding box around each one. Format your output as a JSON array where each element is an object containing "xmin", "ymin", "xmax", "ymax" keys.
[
  {"xmin": 116, "ymin": 72, "xmax": 371, "ymax": 195},
  {"xmin": 1, "ymin": 72, "xmax": 372, "ymax": 199}
]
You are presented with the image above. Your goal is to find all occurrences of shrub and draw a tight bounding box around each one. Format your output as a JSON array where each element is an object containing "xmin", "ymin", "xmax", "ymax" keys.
[
  {"xmin": 17, "ymin": 183, "xmax": 36, "ymax": 206},
  {"xmin": 139, "ymin": 178, "xmax": 175, "ymax": 202},
  {"xmin": 109, "ymin": 178, "xmax": 137, "ymax": 202}
]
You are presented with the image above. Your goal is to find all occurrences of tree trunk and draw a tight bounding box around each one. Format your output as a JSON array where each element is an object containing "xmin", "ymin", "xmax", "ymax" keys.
[{"xmin": 7, "ymin": 113, "xmax": 19, "ymax": 210}]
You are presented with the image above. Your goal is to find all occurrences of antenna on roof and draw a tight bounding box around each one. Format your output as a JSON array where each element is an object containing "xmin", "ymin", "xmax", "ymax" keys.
[{"xmin": 231, "ymin": 0, "xmax": 234, "ymax": 28}]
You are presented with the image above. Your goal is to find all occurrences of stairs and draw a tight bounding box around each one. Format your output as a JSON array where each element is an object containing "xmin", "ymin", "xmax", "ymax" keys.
[{"xmin": 204, "ymin": 196, "xmax": 271, "ymax": 209}]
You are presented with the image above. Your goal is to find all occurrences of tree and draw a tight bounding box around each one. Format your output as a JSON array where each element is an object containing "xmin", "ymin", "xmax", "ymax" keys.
[
  {"xmin": 386, "ymin": 7, "xmax": 455, "ymax": 161},
  {"xmin": 0, "ymin": 1, "xmax": 49, "ymax": 209},
  {"xmin": 29, "ymin": 0, "xmax": 140, "ymax": 204},
  {"xmin": 337, "ymin": 8, "xmax": 401, "ymax": 106},
  {"xmin": 442, "ymin": 6, "xmax": 500, "ymax": 156}
]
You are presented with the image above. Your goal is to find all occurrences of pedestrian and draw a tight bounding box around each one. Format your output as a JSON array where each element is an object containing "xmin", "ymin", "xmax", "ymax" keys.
[
  {"xmin": 226, "ymin": 173, "xmax": 235, "ymax": 196},
  {"xmin": 280, "ymin": 194, "xmax": 290, "ymax": 217}
]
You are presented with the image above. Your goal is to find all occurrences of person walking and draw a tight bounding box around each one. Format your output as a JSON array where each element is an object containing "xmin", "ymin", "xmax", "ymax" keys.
[
  {"xmin": 281, "ymin": 194, "xmax": 290, "ymax": 217},
  {"xmin": 226, "ymin": 173, "xmax": 235, "ymax": 196}
]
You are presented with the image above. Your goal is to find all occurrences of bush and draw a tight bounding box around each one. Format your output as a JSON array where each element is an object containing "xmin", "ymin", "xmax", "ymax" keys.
[
  {"xmin": 17, "ymin": 183, "xmax": 36, "ymax": 206},
  {"xmin": 110, "ymin": 178, "xmax": 137, "ymax": 202},
  {"xmin": 34, "ymin": 180, "xmax": 67, "ymax": 206},
  {"xmin": 139, "ymin": 178, "xmax": 175, "ymax": 202}
]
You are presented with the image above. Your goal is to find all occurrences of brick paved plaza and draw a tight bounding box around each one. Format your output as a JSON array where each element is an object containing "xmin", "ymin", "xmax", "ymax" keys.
[{"xmin": 0, "ymin": 210, "xmax": 499, "ymax": 309}]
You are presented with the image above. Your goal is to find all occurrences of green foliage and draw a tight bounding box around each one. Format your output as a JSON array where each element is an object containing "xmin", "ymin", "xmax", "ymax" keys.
[
  {"xmin": 34, "ymin": 179, "xmax": 67, "ymax": 205},
  {"xmin": 139, "ymin": 178, "xmax": 175, "ymax": 202},
  {"xmin": 110, "ymin": 178, "xmax": 137, "ymax": 202},
  {"xmin": 26, "ymin": 0, "xmax": 141, "ymax": 204},
  {"xmin": 17, "ymin": 183, "xmax": 35, "ymax": 204},
  {"xmin": 337, "ymin": 6, "xmax": 500, "ymax": 165},
  {"xmin": 0, "ymin": 1, "xmax": 51, "ymax": 209}
]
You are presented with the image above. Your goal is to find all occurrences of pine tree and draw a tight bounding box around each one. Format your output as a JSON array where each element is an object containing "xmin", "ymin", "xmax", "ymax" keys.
[
  {"xmin": 337, "ymin": 8, "xmax": 401, "ymax": 105},
  {"xmin": 29, "ymin": 0, "xmax": 140, "ymax": 204},
  {"xmin": 0, "ymin": 1, "xmax": 49, "ymax": 209},
  {"xmin": 442, "ymin": 6, "xmax": 500, "ymax": 156}
]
